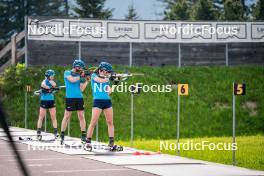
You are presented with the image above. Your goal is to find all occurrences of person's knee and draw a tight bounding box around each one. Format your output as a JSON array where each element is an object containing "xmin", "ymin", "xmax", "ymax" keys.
[
  {"xmin": 38, "ymin": 114, "xmax": 45, "ymax": 120},
  {"xmin": 80, "ymin": 117, "xmax": 86, "ymax": 124},
  {"xmin": 106, "ymin": 119, "xmax": 113, "ymax": 126},
  {"xmin": 51, "ymin": 117, "xmax": 57, "ymax": 122},
  {"xmin": 50, "ymin": 113, "xmax": 56, "ymax": 120},
  {"xmin": 89, "ymin": 120, "xmax": 97, "ymax": 128},
  {"xmin": 78, "ymin": 113, "xmax": 85, "ymax": 121},
  {"xmin": 64, "ymin": 112, "xmax": 71, "ymax": 121},
  {"xmin": 50, "ymin": 109, "xmax": 56, "ymax": 116}
]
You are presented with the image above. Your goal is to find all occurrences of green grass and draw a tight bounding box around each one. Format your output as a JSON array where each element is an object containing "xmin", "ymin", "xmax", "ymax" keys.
[
  {"xmin": 117, "ymin": 135, "xmax": 264, "ymax": 171},
  {"xmin": 0, "ymin": 64, "xmax": 263, "ymax": 142}
]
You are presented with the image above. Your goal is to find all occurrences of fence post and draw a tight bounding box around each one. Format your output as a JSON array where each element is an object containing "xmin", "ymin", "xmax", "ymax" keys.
[
  {"xmin": 232, "ymin": 89, "xmax": 236, "ymax": 165},
  {"xmin": 24, "ymin": 16, "xmax": 28, "ymax": 68},
  {"xmin": 11, "ymin": 33, "xmax": 17, "ymax": 65},
  {"xmin": 225, "ymin": 43, "xmax": 229, "ymax": 66},
  {"xmin": 178, "ymin": 43, "xmax": 181, "ymax": 68},
  {"xmin": 129, "ymin": 42, "xmax": 134, "ymax": 147},
  {"xmin": 129, "ymin": 42, "xmax": 133, "ymax": 67},
  {"xmin": 177, "ymin": 94, "xmax": 180, "ymax": 155},
  {"xmin": 130, "ymin": 92, "xmax": 134, "ymax": 147}
]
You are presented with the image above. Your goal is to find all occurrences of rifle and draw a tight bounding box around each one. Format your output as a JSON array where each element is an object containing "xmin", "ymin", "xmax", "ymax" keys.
[
  {"xmin": 74, "ymin": 66, "xmax": 145, "ymax": 84},
  {"xmin": 71, "ymin": 67, "xmax": 97, "ymax": 82},
  {"xmin": 34, "ymin": 85, "xmax": 66, "ymax": 96},
  {"xmin": 110, "ymin": 72, "xmax": 144, "ymax": 80},
  {"xmin": 109, "ymin": 72, "xmax": 145, "ymax": 85}
]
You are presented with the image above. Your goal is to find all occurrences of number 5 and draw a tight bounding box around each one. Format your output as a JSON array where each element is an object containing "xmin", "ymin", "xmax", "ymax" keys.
[{"xmin": 237, "ymin": 84, "xmax": 243, "ymax": 95}]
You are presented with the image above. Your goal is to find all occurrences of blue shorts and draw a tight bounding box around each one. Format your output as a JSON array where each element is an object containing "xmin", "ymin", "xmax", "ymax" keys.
[
  {"xmin": 93, "ymin": 99, "xmax": 112, "ymax": 110},
  {"xmin": 65, "ymin": 98, "xmax": 84, "ymax": 111},
  {"xmin": 40, "ymin": 100, "xmax": 55, "ymax": 109}
]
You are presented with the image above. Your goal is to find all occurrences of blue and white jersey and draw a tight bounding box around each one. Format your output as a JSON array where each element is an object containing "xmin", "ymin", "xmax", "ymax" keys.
[
  {"xmin": 40, "ymin": 79, "xmax": 54, "ymax": 101},
  {"xmin": 91, "ymin": 73, "xmax": 110, "ymax": 100},
  {"xmin": 64, "ymin": 70, "xmax": 83, "ymax": 98}
]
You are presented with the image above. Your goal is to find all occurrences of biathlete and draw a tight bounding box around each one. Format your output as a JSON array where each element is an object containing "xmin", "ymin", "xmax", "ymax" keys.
[
  {"xmin": 84, "ymin": 62, "xmax": 122, "ymax": 151},
  {"xmin": 60, "ymin": 59, "xmax": 89, "ymax": 144},
  {"xmin": 37, "ymin": 70, "xmax": 58, "ymax": 140}
]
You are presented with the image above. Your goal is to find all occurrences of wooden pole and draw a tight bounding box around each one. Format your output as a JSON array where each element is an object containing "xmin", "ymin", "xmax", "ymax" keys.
[{"xmin": 11, "ymin": 33, "xmax": 17, "ymax": 65}]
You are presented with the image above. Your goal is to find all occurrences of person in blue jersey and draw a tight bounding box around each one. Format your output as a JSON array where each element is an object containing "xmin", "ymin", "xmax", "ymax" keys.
[
  {"xmin": 60, "ymin": 59, "xmax": 89, "ymax": 144},
  {"xmin": 85, "ymin": 62, "xmax": 115, "ymax": 147},
  {"xmin": 37, "ymin": 69, "xmax": 58, "ymax": 140}
]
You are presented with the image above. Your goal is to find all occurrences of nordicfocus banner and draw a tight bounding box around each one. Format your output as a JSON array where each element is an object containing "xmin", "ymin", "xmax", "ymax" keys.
[{"xmin": 27, "ymin": 17, "xmax": 264, "ymax": 43}]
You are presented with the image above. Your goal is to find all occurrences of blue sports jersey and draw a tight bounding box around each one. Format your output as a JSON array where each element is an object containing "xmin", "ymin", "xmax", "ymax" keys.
[
  {"xmin": 64, "ymin": 70, "xmax": 83, "ymax": 98},
  {"xmin": 40, "ymin": 79, "xmax": 55, "ymax": 101},
  {"xmin": 91, "ymin": 73, "xmax": 110, "ymax": 100}
]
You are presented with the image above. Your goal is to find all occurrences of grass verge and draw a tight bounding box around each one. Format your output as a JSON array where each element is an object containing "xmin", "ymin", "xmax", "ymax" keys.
[{"xmin": 117, "ymin": 135, "xmax": 264, "ymax": 171}]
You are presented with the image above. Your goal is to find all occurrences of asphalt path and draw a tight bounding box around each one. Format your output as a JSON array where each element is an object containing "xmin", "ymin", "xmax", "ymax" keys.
[{"xmin": 0, "ymin": 139, "xmax": 156, "ymax": 176}]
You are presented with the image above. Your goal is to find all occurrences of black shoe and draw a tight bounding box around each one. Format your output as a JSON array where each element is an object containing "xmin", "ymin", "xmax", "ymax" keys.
[
  {"xmin": 83, "ymin": 142, "xmax": 92, "ymax": 152},
  {"xmin": 109, "ymin": 137, "xmax": 114, "ymax": 147},
  {"xmin": 60, "ymin": 134, "xmax": 64, "ymax": 145},
  {"xmin": 81, "ymin": 136, "xmax": 86, "ymax": 144},
  {"xmin": 37, "ymin": 134, "xmax": 42, "ymax": 141},
  {"xmin": 109, "ymin": 145, "xmax": 123, "ymax": 152},
  {"xmin": 37, "ymin": 130, "xmax": 42, "ymax": 141},
  {"xmin": 54, "ymin": 133, "xmax": 59, "ymax": 139}
]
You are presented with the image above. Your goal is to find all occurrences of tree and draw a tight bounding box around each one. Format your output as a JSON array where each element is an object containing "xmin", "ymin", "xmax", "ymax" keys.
[
  {"xmin": 190, "ymin": 0, "xmax": 217, "ymax": 20},
  {"xmin": 162, "ymin": 0, "xmax": 217, "ymax": 20},
  {"xmin": 241, "ymin": 0, "xmax": 251, "ymax": 19},
  {"xmin": 125, "ymin": 1, "xmax": 139, "ymax": 20},
  {"xmin": 211, "ymin": 0, "xmax": 225, "ymax": 19},
  {"xmin": 74, "ymin": 0, "xmax": 113, "ymax": 19},
  {"xmin": 164, "ymin": 0, "xmax": 190, "ymax": 20},
  {"xmin": 221, "ymin": 0, "xmax": 244, "ymax": 20},
  {"xmin": 0, "ymin": 0, "xmax": 65, "ymax": 45},
  {"xmin": 0, "ymin": 0, "xmax": 14, "ymax": 44},
  {"xmin": 253, "ymin": 0, "xmax": 264, "ymax": 20},
  {"xmin": 27, "ymin": 0, "xmax": 64, "ymax": 16},
  {"xmin": 65, "ymin": 0, "xmax": 69, "ymax": 16}
]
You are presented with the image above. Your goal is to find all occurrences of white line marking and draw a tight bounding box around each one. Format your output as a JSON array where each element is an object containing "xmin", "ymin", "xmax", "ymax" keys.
[
  {"xmin": 0, "ymin": 150, "xmax": 28, "ymax": 152},
  {"xmin": 8, "ymin": 157, "xmax": 83, "ymax": 162},
  {"xmin": 0, "ymin": 142, "xmax": 24, "ymax": 145},
  {"xmin": 45, "ymin": 168, "xmax": 130, "ymax": 173},
  {"xmin": 28, "ymin": 164, "xmax": 52, "ymax": 167}
]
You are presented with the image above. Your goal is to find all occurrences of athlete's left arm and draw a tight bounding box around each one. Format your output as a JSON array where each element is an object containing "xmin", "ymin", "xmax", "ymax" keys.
[{"xmin": 80, "ymin": 81, "xmax": 88, "ymax": 92}]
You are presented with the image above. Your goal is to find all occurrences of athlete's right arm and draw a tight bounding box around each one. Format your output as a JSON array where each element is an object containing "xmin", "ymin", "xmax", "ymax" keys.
[
  {"xmin": 41, "ymin": 81, "xmax": 50, "ymax": 89},
  {"xmin": 65, "ymin": 71, "xmax": 80, "ymax": 83},
  {"xmin": 93, "ymin": 76, "xmax": 109, "ymax": 83},
  {"xmin": 49, "ymin": 80, "xmax": 57, "ymax": 87},
  {"xmin": 66, "ymin": 75, "xmax": 80, "ymax": 83}
]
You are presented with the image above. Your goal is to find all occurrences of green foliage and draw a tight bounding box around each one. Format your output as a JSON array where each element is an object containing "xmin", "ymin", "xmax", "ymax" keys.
[
  {"xmin": 74, "ymin": 0, "xmax": 113, "ymax": 19},
  {"xmin": 253, "ymin": 0, "xmax": 264, "ymax": 20},
  {"xmin": 125, "ymin": 2, "xmax": 139, "ymax": 20},
  {"xmin": 164, "ymin": 0, "xmax": 190, "ymax": 20},
  {"xmin": 162, "ymin": 0, "xmax": 252, "ymax": 21},
  {"xmin": 1, "ymin": 0, "xmax": 66, "ymax": 39},
  {"xmin": 0, "ymin": 0, "xmax": 13, "ymax": 42},
  {"xmin": 0, "ymin": 0, "xmax": 65, "ymax": 44},
  {"xmin": 190, "ymin": 0, "xmax": 217, "ymax": 20},
  {"xmin": 27, "ymin": 0, "xmax": 65, "ymax": 16},
  {"xmin": 0, "ymin": 65, "xmax": 263, "ymax": 142},
  {"xmin": 221, "ymin": 0, "xmax": 245, "ymax": 20},
  {"xmin": 118, "ymin": 135, "xmax": 264, "ymax": 171}
]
